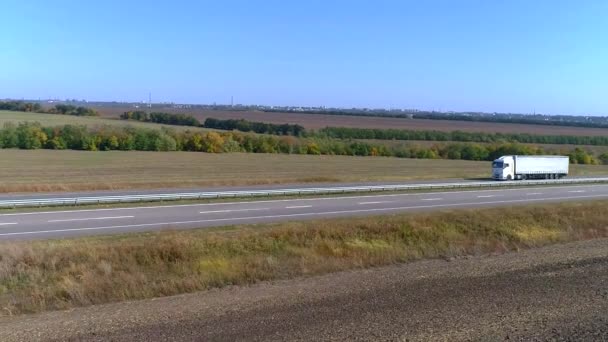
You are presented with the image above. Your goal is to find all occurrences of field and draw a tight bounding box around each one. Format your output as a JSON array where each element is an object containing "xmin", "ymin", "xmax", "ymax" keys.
[
  {"xmin": 96, "ymin": 107, "xmax": 608, "ymax": 136},
  {"xmin": 0, "ymin": 110, "xmax": 208, "ymax": 132},
  {"xmin": 1, "ymin": 200, "xmax": 607, "ymax": 315},
  {"xmin": 0, "ymin": 149, "xmax": 607, "ymax": 193}
]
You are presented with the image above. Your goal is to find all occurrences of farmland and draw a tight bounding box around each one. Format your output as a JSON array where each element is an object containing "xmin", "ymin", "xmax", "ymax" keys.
[
  {"xmin": 96, "ymin": 107, "xmax": 608, "ymax": 136},
  {"xmin": 1, "ymin": 149, "xmax": 607, "ymax": 193},
  {"xmin": 0, "ymin": 110, "xmax": 209, "ymax": 132}
]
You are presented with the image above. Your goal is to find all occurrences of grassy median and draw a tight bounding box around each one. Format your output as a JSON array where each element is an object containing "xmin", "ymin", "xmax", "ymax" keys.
[{"xmin": 1, "ymin": 201, "xmax": 608, "ymax": 316}]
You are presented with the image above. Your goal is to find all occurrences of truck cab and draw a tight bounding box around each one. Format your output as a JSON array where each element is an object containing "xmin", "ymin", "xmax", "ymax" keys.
[{"xmin": 492, "ymin": 156, "xmax": 515, "ymax": 180}]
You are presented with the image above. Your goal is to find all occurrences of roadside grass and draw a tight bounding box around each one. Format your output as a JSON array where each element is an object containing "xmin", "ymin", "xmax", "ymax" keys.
[
  {"xmin": 1, "ymin": 201, "xmax": 608, "ymax": 316},
  {"xmin": 1, "ymin": 149, "xmax": 608, "ymax": 193}
]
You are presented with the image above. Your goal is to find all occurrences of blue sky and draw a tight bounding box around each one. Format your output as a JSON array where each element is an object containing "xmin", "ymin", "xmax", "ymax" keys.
[{"xmin": 1, "ymin": 0, "xmax": 607, "ymax": 115}]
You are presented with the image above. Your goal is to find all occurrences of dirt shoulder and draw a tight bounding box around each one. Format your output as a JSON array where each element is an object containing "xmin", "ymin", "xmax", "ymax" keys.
[{"xmin": 1, "ymin": 238, "xmax": 607, "ymax": 341}]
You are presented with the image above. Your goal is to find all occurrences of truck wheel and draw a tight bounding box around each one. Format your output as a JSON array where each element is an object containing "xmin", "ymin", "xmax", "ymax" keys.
[
  {"xmin": 507, "ymin": 175, "xmax": 512, "ymax": 181},
  {"xmin": 522, "ymin": 175, "xmax": 527, "ymax": 180}
]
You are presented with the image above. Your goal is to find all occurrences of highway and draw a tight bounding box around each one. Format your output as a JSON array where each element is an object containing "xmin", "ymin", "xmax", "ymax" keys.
[
  {"xmin": 1, "ymin": 183, "xmax": 608, "ymax": 239},
  {"xmin": 0, "ymin": 177, "xmax": 599, "ymax": 202},
  {"xmin": 0, "ymin": 178, "xmax": 480, "ymax": 202}
]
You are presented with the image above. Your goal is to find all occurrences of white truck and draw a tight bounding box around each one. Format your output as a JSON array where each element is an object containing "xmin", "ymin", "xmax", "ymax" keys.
[{"xmin": 492, "ymin": 155, "xmax": 569, "ymax": 181}]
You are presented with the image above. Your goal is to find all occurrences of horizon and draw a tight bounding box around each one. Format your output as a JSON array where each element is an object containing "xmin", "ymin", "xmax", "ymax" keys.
[
  {"xmin": 3, "ymin": 96, "xmax": 608, "ymax": 118},
  {"xmin": 2, "ymin": 1, "xmax": 607, "ymax": 115}
]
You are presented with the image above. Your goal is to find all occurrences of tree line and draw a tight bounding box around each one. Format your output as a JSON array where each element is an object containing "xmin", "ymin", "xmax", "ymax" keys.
[
  {"xmin": 318, "ymin": 127, "xmax": 608, "ymax": 146},
  {"xmin": 202, "ymin": 118, "xmax": 305, "ymax": 136},
  {"xmin": 0, "ymin": 122, "xmax": 602, "ymax": 165},
  {"xmin": 120, "ymin": 111, "xmax": 200, "ymax": 127},
  {"xmin": 122, "ymin": 113, "xmax": 608, "ymax": 147},
  {"xmin": 120, "ymin": 112, "xmax": 306, "ymax": 136},
  {"xmin": 0, "ymin": 101, "xmax": 42, "ymax": 112},
  {"xmin": 51, "ymin": 104, "xmax": 98, "ymax": 116},
  {"xmin": 0, "ymin": 101, "xmax": 98, "ymax": 116}
]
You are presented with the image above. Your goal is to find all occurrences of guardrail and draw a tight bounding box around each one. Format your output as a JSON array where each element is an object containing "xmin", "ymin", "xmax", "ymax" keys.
[{"xmin": 1, "ymin": 177, "xmax": 608, "ymax": 208}]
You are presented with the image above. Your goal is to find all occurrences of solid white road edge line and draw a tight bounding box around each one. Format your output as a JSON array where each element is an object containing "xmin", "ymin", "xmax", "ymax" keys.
[{"xmin": 2, "ymin": 193, "xmax": 608, "ymax": 237}]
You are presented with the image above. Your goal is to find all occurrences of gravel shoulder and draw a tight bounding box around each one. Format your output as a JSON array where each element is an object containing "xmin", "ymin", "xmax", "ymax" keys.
[{"xmin": 1, "ymin": 238, "xmax": 607, "ymax": 341}]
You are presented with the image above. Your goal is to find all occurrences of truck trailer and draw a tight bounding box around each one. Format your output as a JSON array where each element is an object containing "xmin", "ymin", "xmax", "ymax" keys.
[{"xmin": 492, "ymin": 155, "xmax": 569, "ymax": 181}]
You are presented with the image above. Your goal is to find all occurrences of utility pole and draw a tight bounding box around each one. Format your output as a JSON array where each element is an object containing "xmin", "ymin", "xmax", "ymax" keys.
[{"xmin": 147, "ymin": 92, "xmax": 152, "ymax": 115}]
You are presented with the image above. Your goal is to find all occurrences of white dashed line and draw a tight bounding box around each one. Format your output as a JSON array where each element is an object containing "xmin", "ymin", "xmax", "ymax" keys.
[
  {"xmin": 200, "ymin": 208, "xmax": 270, "ymax": 214},
  {"xmin": 48, "ymin": 216, "xmax": 134, "ymax": 223},
  {"xmin": 421, "ymin": 198, "xmax": 443, "ymax": 201},
  {"xmin": 285, "ymin": 205, "xmax": 313, "ymax": 209},
  {"xmin": 359, "ymin": 201, "xmax": 393, "ymax": 205},
  {"xmin": 0, "ymin": 222, "xmax": 18, "ymax": 226}
]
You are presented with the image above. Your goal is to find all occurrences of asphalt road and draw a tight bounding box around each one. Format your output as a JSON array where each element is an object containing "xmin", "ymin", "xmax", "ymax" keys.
[
  {"xmin": 1, "ymin": 183, "xmax": 608, "ymax": 239},
  {"xmin": 2, "ymin": 238, "xmax": 607, "ymax": 341}
]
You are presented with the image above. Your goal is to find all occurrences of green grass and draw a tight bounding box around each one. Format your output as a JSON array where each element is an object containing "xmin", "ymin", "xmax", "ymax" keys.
[
  {"xmin": 0, "ymin": 110, "xmax": 209, "ymax": 132},
  {"xmin": 1, "ymin": 149, "xmax": 607, "ymax": 193},
  {"xmin": 1, "ymin": 200, "xmax": 608, "ymax": 316}
]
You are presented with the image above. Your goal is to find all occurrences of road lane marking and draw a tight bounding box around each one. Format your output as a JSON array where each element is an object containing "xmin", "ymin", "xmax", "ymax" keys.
[
  {"xmin": 285, "ymin": 205, "xmax": 313, "ymax": 209},
  {"xmin": 200, "ymin": 208, "xmax": 269, "ymax": 214},
  {"xmin": 477, "ymin": 195, "xmax": 496, "ymax": 198},
  {"xmin": 526, "ymin": 193, "xmax": 542, "ymax": 196},
  {"xmin": 359, "ymin": 201, "xmax": 393, "ymax": 205},
  {"xmin": 0, "ymin": 223, "xmax": 17, "ymax": 226},
  {"xmin": 4, "ymin": 193, "xmax": 608, "ymax": 237},
  {"xmin": 568, "ymin": 190, "xmax": 586, "ymax": 193},
  {"xmin": 48, "ymin": 216, "xmax": 134, "ymax": 223},
  {"xmin": 421, "ymin": 198, "xmax": 442, "ymax": 201},
  {"xmin": 0, "ymin": 184, "xmax": 604, "ymax": 217}
]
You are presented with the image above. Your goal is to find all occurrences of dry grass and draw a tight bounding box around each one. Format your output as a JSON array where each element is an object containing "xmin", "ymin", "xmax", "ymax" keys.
[
  {"xmin": 97, "ymin": 107, "xmax": 608, "ymax": 136},
  {"xmin": 0, "ymin": 150, "xmax": 485, "ymax": 192},
  {"xmin": 1, "ymin": 150, "xmax": 607, "ymax": 193},
  {"xmin": 1, "ymin": 201, "xmax": 608, "ymax": 315}
]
